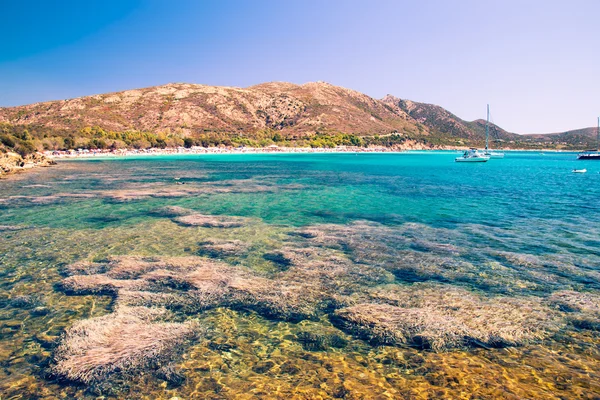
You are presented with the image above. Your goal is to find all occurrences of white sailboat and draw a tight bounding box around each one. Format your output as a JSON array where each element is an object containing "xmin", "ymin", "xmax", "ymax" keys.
[
  {"xmin": 455, "ymin": 148, "xmax": 490, "ymax": 162},
  {"xmin": 483, "ymin": 104, "xmax": 504, "ymax": 158}
]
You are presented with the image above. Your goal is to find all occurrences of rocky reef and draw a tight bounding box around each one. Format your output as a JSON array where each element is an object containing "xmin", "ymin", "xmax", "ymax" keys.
[
  {"xmin": 53, "ymin": 253, "xmax": 340, "ymax": 386},
  {"xmin": 173, "ymin": 213, "xmax": 249, "ymax": 228},
  {"xmin": 50, "ymin": 306, "xmax": 199, "ymax": 386},
  {"xmin": 148, "ymin": 204, "xmax": 253, "ymax": 228},
  {"xmin": 549, "ymin": 290, "xmax": 600, "ymax": 330},
  {"xmin": 0, "ymin": 151, "xmax": 55, "ymax": 177},
  {"xmin": 297, "ymin": 220, "xmax": 600, "ymax": 294},
  {"xmin": 48, "ymin": 217, "xmax": 600, "ymax": 392},
  {"xmin": 332, "ymin": 284, "xmax": 564, "ymax": 350},
  {"xmin": 60, "ymin": 255, "xmax": 338, "ymax": 323},
  {"xmin": 101, "ymin": 180, "xmax": 302, "ymax": 203},
  {"xmin": 1, "ymin": 179, "xmax": 303, "ymax": 208},
  {"xmin": 197, "ymin": 238, "xmax": 250, "ymax": 258}
]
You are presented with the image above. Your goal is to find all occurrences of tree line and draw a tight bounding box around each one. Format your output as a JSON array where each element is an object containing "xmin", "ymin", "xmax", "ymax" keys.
[{"xmin": 1, "ymin": 123, "xmax": 434, "ymax": 156}]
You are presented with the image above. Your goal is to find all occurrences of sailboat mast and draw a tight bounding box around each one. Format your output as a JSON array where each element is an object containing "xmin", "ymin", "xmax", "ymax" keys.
[
  {"xmin": 597, "ymin": 116, "xmax": 599, "ymax": 151},
  {"xmin": 485, "ymin": 104, "xmax": 489, "ymax": 150}
]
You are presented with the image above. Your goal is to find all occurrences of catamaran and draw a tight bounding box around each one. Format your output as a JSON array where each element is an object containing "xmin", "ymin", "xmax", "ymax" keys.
[
  {"xmin": 577, "ymin": 117, "xmax": 600, "ymax": 160},
  {"xmin": 455, "ymin": 148, "xmax": 490, "ymax": 162},
  {"xmin": 483, "ymin": 104, "xmax": 504, "ymax": 158}
]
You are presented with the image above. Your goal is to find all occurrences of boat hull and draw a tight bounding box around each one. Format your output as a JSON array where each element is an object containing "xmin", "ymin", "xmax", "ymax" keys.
[
  {"xmin": 455, "ymin": 157, "xmax": 489, "ymax": 162},
  {"xmin": 577, "ymin": 154, "xmax": 600, "ymax": 160}
]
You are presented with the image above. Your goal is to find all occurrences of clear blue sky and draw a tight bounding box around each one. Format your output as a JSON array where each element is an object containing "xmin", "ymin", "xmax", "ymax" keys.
[{"xmin": 1, "ymin": 0, "xmax": 598, "ymax": 133}]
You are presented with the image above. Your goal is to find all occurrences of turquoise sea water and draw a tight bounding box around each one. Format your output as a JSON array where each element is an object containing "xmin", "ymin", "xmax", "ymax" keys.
[{"xmin": 1, "ymin": 151, "xmax": 599, "ymax": 398}]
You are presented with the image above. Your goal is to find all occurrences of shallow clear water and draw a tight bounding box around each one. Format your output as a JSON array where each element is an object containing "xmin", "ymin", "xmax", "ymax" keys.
[{"xmin": 1, "ymin": 151, "xmax": 599, "ymax": 399}]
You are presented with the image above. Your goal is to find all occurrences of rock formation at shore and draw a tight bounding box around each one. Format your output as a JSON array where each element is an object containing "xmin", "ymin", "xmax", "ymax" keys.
[{"xmin": 0, "ymin": 151, "xmax": 55, "ymax": 177}]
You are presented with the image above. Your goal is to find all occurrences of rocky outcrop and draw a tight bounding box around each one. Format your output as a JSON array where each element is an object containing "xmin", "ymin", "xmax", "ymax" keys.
[{"xmin": 0, "ymin": 151, "xmax": 55, "ymax": 177}]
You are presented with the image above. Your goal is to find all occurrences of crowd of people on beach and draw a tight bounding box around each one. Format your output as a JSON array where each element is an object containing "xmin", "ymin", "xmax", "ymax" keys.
[{"xmin": 45, "ymin": 145, "xmax": 403, "ymax": 158}]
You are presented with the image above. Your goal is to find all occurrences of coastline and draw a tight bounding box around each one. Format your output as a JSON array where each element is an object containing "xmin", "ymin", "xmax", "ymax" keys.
[
  {"xmin": 45, "ymin": 145, "xmax": 576, "ymax": 161},
  {"xmin": 0, "ymin": 145, "xmax": 581, "ymax": 178},
  {"xmin": 45, "ymin": 145, "xmax": 429, "ymax": 160}
]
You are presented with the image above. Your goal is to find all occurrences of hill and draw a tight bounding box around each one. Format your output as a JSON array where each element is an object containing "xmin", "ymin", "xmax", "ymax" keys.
[
  {"xmin": 0, "ymin": 81, "xmax": 597, "ymax": 153},
  {"xmin": 0, "ymin": 82, "xmax": 431, "ymax": 152},
  {"xmin": 381, "ymin": 96, "xmax": 517, "ymax": 145},
  {"xmin": 520, "ymin": 127, "xmax": 598, "ymax": 149},
  {"xmin": 381, "ymin": 96, "xmax": 599, "ymax": 149}
]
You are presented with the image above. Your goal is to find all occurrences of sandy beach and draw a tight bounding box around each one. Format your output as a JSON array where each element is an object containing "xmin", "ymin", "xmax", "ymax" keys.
[
  {"xmin": 44, "ymin": 145, "xmax": 420, "ymax": 159},
  {"xmin": 44, "ymin": 145, "xmax": 571, "ymax": 160}
]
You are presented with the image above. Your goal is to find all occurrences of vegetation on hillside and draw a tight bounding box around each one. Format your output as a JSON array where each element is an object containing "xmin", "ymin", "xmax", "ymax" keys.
[
  {"xmin": 0, "ymin": 123, "xmax": 40, "ymax": 156},
  {"xmin": 0, "ymin": 123, "xmax": 186, "ymax": 154},
  {"xmin": 1, "ymin": 82, "xmax": 597, "ymax": 152},
  {"xmin": 0, "ymin": 122, "xmax": 430, "ymax": 152},
  {"xmin": 1, "ymin": 120, "xmax": 594, "ymax": 154}
]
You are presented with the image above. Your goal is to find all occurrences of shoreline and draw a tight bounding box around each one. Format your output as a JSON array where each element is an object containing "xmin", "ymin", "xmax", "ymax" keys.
[
  {"xmin": 0, "ymin": 145, "xmax": 582, "ymax": 178},
  {"xmin": 45, "ymin": 145, "xmax": 579, "ymax": 160},
  {"xmin": 45, "ymin": 145, "xmax": 429, "ymax": 160}
]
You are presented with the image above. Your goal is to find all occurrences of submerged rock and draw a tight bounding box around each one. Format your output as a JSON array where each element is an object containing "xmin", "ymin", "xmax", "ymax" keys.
[
  {"xmin": 0, "ymin": 225, "xmax": 28, "ymax": 232},
  {"xmin": 331, "ymin": 284, "xmax": 564, "ymax": 351},
  {"xmin": 50, "ymin": 234, "xmax": 579, "ymax": 391},
  {"xmin": 0, "ymin": 151, "xmax": 55, "ymax": 176},
  {"xmin": 148, "ymin": 205, "xmax": 194, "ymax": 218},
  {"xmin": 252, "ymin": 360, "xmax": 275, "ymax": 374},
  {"xmin": 263, "ymin": 251, "xmax": 293, "ymax": 270},
  {"xmin": 61, "ymin": 260, "xmax": 109, "ymax": 276},
  {"xmin": 99, "ymin": 180, "xmax": 302, "ymax": 203},
  {"xmin": 60, "ymin": 256, "xmax": 330, "ymax": 322},
  {"xmin": 150, "ymin": 204, "xmax": 253, "ymax": 228},
  {"xmin": 278, "ymin": 360, "xmax": 300, "ymax": 375},
  {"xmin": 198, "ymin": 239, "xmax": 250, "ymax": 258},
  {"xmin": 50, "ymin": 306, "xmax": 199, "ymax": 385},
  {"xmin": 294, "ymin": 330, "xmax": 348, "ymax": 352},
  {"xmin": 549, "ymin": 290, "xmax": 600, "ymax": 330},
  {"xmin": 9, "ymin": 295, "xmax": 41, "ymax": 309},
  {"xmin": 155, "ymin": 363, "xmax": 186, "ymax": 387},
  {"xmin": 296, "ymin": 331, "xmax": 328, "ymax": 351},
  {"xmin": 292, "ymin": 220, "xmax": 595, "ymax": 295},
  {"xmin": 270, "ymin": 246, "xmax": 394, "ymax": 293},
  {"xmin": 30, "ymin": 306, "xmax": 51, "ymax": 317},
  {"xmin": 173, "ymin": 213, "xmax": 248, "ymax": 228}
]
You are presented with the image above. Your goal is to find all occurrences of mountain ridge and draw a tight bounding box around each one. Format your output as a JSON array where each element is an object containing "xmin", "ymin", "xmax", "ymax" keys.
[{"xmin": 0, "ymin": 81, "xmax": 597, "ymax": 152}]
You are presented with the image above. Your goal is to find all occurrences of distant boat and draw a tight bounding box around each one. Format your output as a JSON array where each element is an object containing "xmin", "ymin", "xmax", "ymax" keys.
[
  {"xmin": 456, "ymin": 148, "xmax": 490, "ymax": 162},
  {"xmin": 572, "ymin": 169, "xmax": 587, "ymax": 173},
  {"xmin": 577, "ymin": 117, "xmax": 600, "ymax": 160},
  {"xmin": 482, "ymin": 105, "xmax": 505, "ymax": 158}
]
